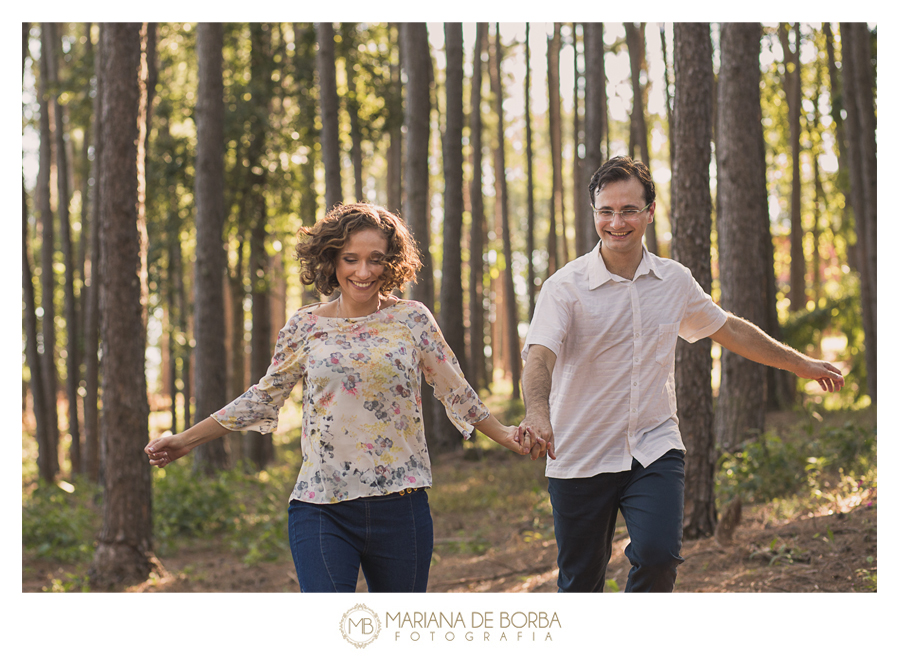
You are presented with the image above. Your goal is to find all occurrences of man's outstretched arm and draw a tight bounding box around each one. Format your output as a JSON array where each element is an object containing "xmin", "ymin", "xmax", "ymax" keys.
[
  {"xmin": 709, "ymin": 313, "xmax": 844, "ymax": 393},
  {"xmin": 521, "ymin": 344, "xmax": 558, "ymax": 460}
]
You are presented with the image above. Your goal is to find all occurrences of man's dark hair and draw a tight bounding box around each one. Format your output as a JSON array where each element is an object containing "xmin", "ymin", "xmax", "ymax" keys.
[{"xmin": 588, "ymin": 156, "xmax": 656, "ymax": 207}]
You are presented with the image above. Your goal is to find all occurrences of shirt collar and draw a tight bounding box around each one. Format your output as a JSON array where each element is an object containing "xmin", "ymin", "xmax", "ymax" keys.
[{"xmin": 588, "ymin": 241, "xmax": 665, "ymax": 290}]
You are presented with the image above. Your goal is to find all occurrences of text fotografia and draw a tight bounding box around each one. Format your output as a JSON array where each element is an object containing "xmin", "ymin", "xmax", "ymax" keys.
[{"xmin": 387, "ymin": 611, "xmax": 561, "ymax": 642}]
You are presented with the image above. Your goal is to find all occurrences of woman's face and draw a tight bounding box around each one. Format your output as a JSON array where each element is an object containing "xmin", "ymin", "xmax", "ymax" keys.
[{"xmin": 335, "ymin": 227, "xmax": 389, "ymax": 311}]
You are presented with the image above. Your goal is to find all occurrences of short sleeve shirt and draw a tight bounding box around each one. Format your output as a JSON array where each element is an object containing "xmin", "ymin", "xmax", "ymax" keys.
[
  {"xmin": 522, "ymin": 242, "xmax": 727, "ymax": 478},
  {"xmin": 213, "ymin": 299, "xmax": 489, "ymax": 503}
]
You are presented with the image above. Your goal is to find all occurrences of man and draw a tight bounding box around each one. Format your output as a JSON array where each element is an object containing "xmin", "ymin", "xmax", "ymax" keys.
[{"xmin": 520, "ymin": 156, "xmax": 844, "ymax": 593}]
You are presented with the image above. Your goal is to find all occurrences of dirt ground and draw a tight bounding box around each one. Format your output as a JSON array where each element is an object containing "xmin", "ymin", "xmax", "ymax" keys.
[{"xmin": 23, "ymin": 455, "xmax": 876, "ymax": 594}]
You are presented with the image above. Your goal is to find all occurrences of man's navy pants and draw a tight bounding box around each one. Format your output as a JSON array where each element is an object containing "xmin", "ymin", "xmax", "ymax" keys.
[{"xmin": 548, "ymin": 448, "xmax": 686, "ymax": 592}]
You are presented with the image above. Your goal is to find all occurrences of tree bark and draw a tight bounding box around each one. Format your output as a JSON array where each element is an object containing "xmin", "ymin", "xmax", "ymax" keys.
[
  {"xmin": 839, "ymin": 22, "xmax": 877, "ymax": 403},
  {"xmin": 340, "ymin": 24, "xmax": 365, "ymax": 202},
  {"xmin": 625, "ymin": 22, "xmax": 657, "ymax": 256},
  {"xmin": 37, "ymin": 23, "xmax": 60, "ymax": 480},
  {"xmin": 714, "ymin": 23, "xmax": 769, "ymax": 452},
  {"xmin": 401, "ymin": 23, "xmax": 434, "ymax": 309},
  {"xmin": 547, "ymin": 24, "xmax": 564, "ymax": 269},
  {"xmin": 490, "ymin": 25, "xmax": 521, "ymax": 400},
  {"xmin": 82, "ymin": 22, "xmax": 104, "ymax": 482},
  {"xmin": 583, "ymin": 23, "xmax": 605, "ymax": 241},
  {"xmin": 192, "ymin": 23, "xmax": 230, "ymax": 473},
  {"xmin": 779, "ymin": 23, "xmax": 806, "ymax": 312},
  {"xmin": 427, "ymin": 23, "xmax": 467, "ymax": 456},
  {"xmin": 317, "ymin": 22, "xmax": 343, "ymax": 212},
  {"xmin": 467, "ymin": 23, "xmax": 488, "ymax": 393},
  {"xmin": 44, "ymin": 23, "xmax": 83, "ymax": 475},
  {"xmin": 525, "ymin": 23, "xmax": 537, "ymax": 317},
  {"xmin": 671, "ymin": 23, "xmax": 716, "ymax": 539},
  {"xmin": 24, "ymin": 21, "xmax": 51, "ymax": 481},
  {"xmin": 89, "ymin": 22, "xmax": 155, "ymax": 589},
  {"xmin": 386, "ymin": 23, "xmax": 403, "ymax": 215}
]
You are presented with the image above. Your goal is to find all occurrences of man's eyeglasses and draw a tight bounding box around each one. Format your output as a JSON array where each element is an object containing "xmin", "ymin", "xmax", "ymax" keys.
[{"xmin": 591, "ymin": 201, "xmax": 652, "ymax": 219}]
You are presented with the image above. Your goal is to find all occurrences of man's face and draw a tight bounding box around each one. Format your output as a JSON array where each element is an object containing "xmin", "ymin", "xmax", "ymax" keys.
[{"xmin": 592, "ymin": 176, "xmax": 655, "ymax": 258}]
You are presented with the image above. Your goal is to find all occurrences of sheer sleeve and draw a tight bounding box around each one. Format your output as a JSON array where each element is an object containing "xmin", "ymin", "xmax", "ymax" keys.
[
  {"xmin": 211, "ymin": 313, "xmax": 306, "ymax": 434},
  {"xmin": 407, "ymin": 303, "xmax": 490, "ymax": 438}
]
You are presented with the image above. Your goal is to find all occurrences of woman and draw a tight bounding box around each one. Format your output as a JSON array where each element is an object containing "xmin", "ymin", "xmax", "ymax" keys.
[{"xmin": 145, "ymin": 203, "xmax": 537, "ymax": 593}]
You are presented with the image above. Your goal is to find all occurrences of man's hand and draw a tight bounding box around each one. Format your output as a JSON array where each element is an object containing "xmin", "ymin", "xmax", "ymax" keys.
[
  {"xmin": 520, "ymin": 413, "xmax": 556, "ymax": 461},
  {"xmin": 793, "ymin": 358, "xmax": 845, "ymax": 393}
]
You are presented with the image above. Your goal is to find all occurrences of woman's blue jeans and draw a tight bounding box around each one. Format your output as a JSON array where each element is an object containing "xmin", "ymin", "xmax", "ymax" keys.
[
  {"xmin": 548, "ymin": 448, "xmax": 686, "ymax": 592},
  {"xmin": 288, "ymin": 489, "xmax": 433, "ymax": 593}
]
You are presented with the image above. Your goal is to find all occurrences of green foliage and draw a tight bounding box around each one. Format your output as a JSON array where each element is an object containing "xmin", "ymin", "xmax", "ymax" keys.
[
  {"xmin": 22, "ymin": 479, "xmax": 102, "ymax": 563},
  {"xmin": 151, "ymin": 460, "xmax": 293, "ymax": 564},
  {"xmin": 717, "ymin": 410, "xmax": 876, "ymax": 511},
  {"xmin": 42, "ymin": 572, "xmax": 91, "ymax": 593},
  {"xmin": 151, "ymin": 464, "xmax": 238, "ymax": 549},
  {"xmin": 780, "ymin": 282, "xmax": 869, "ymax": 404}
]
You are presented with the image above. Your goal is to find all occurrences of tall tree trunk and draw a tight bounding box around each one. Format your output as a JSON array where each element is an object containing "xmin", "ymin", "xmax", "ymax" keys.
[
  {"xmin": 714, "ymin": 23, "xmax": 769, "ymax": 452},
  {"xmin": 840, "ymin": 22, "xmax": 877, "ymax": 403},
  {"xmin": 625, "ymin": 22, "xmax": 657, "ymax": 254},
  {"xmin": 401, "ymin": 23, "xmax": 433, "ymax": 309},
  {"xmin": 583, "ymin": 23, "xmax": 605, "ymax": 244},
  {"xmin": 25, "ymin": 186, "xmax": 52, "ymax": 482},
  {"xmin": 779, "ymin": 23, "xmax": 806, "ymax": 312},
  {"xmin": 242, "ymin": 22, "xmax": 275, "ymax": 470},
  {"xmin": 192, "ymin": 22, "xmax": 230, "ymax": 473},
  {"xmin": 823, "ymin": 23, "xmax": 852, "ymax": 228},
  {"xmin": 467, "ymin": 23, "xmax": 488, "ymax": 393},
  {"xmin": 660, "ymin": 24, "xmax": 676, "ymax": 215},
  {"xmin": 671, "ymin": 23, "xmax": 716, "ymax": 539},
  {"xmin": 571, "ymin": 23, "xmax": 590, "ymax": 258},
  {"xmin": 547, "ymin": 23, "xmax": 566, "ymax": 267},
  {"xmin": 292, "ymin": 22, "xmax": 321, "ymax": 287},
  {"xmin": 490, "ymin": 24, "xmax": 521, "ymax": 400},
  {"xmin": 339, "ymin": 23, "xmax": 365, "ymax": 201},
  {"xmin": 525, "ymin": 23, "xmax": 537, "ymax": 317},
  {"xmin": 89, "ymin": 22, "xmax": 155, "ymax": 589},
  {"xmin": 386, "ymin": 23, "xmax": 403, "ymax": 215},
  {"xmin": 82, "ymin": 22, "xmax": 104, "ymax": 483},
  {"xmin": 23, "ymin": 22, "xmax": 51, "ymax": 481},
  {"xmin": 429, "ymin": 22, "xmax": 467, "ymax": 456},
  {"xmin": 37, "ymin": 24, "xmax": 60, "ymax": 480},
  {"xmin": 317, "ymin": 22, "xmax": 342, "ymax": 212},
  {"xmin": 44, "ymin": 23, "xmax": 83, "ymax": 475}
]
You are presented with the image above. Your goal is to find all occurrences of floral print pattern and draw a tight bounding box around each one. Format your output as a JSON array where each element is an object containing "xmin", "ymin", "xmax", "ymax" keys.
[{"xmin": 212, "ymin": 300, "xmax": 489, "ymax": 504}]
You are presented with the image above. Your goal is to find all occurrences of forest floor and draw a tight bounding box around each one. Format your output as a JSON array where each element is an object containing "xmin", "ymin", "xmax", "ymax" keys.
[{"xmin": 22, "ymin": 411, "xmax": 878, "ymax": 594}]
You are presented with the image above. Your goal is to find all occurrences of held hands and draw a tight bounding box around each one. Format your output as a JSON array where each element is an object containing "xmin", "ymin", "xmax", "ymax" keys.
[
  {"xmin": 518, "ymin": 414, "xmax": 557, "ymax": 462},
  {"xmin": 145, "ymin": 431, "xmax": 191, "ymax": 468}
]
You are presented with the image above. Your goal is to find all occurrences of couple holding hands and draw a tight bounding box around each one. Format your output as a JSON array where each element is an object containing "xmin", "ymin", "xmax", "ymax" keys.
[{"xmin": 147, "ymin": 157, "xmax": 844, "ymax": 593}]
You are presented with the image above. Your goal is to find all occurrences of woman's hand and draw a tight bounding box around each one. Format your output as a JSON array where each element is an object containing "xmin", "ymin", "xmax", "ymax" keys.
[
  {"xmin": 145, "ymin": 432, "xmax": 191, "ymax": 468},
  {"xmin": 472, "ymin": 415, "xmax": 542, "ymax": 456}
]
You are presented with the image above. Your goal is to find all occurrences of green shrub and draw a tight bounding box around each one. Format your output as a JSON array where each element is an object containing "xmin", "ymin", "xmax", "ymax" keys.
[
  {"xmin": 22, "ymin": 479, "xmax": 101, "ymax": 563},
  {"xmin": 716, "ymin": 413, "xmax": 876, "ymax": 509}
]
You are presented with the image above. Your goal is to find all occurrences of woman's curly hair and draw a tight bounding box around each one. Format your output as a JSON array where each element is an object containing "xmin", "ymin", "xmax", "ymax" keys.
[{"xmin": 294, "ymin": 203, "xmax": 422, "ymax": 297}]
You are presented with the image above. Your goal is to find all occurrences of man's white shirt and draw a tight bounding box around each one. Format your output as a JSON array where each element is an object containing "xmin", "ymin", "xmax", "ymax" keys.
[{"xmin": 522, "ymin": 241, "xmax": 727, "ymax": 478}]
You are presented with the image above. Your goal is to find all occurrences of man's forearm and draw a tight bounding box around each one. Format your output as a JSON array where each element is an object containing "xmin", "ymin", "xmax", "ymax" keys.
[
  {"xmin": 713, "ymin": 314, "xmax": 806, "ymax": 371},
  {"xmin": 522, "ymin": 348, "xmax": 555, "ymax": 420}
]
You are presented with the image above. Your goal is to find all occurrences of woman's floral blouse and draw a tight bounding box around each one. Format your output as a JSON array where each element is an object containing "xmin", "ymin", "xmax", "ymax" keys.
[{"xmin": 212, "ymin": 299, "xmax": 489, "ymax": 504}]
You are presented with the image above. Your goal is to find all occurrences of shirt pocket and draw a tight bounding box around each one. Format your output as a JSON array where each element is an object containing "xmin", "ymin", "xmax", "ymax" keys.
[{"xmin": 655, "ymin": 322, "xmax": 680, "ymax": 366}]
